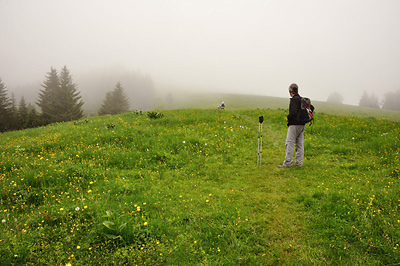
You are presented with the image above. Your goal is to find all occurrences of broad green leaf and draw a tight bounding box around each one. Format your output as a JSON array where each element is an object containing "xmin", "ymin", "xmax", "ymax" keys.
[{"xmin": 102, "ymin": 220, "xmax": 115, "ymax": 230}]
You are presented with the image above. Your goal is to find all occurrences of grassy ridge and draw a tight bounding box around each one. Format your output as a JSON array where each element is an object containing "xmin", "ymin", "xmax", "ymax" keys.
[
  {"xmin": 0, "ymin": 108, "xmax": 399, "ymax": 265},
  {"xmin": 166, "ymin": 92, "xmax": 400, "ymax": 121}
]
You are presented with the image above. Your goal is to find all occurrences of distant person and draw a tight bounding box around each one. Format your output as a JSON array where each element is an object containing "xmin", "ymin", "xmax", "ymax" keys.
[
  {"xmin": 279, "ymin": 83, "xmax": 306, "ymax": 168},
  {"xmin": 218, "ymin": 101, "xmax": 225, "ymax": 109}
]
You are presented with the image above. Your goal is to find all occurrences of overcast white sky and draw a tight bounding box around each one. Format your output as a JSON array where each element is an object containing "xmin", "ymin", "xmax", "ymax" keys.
[{"xmin": 1, "ymin": 0, "xmax": 399, "ymax": 105}]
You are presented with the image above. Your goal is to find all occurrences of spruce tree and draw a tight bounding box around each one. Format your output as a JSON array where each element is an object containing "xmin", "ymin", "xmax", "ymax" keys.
[
  {"xmin": 59, "ymin": 66, "xmax": 84, "ymax": 121},
  {"xmin": 382, "ymin": 90, "xmax": 400, "ymax": 111},
  {"xmin": 0, "ymin": 78, "xmax": 11, "ymax": 132},
  {"xmin": 98, "ymin": 91, "xmax": 114, "ymax": 116},
  {"xmin": 113, "ymin": 82, "xmax": 130, "ymax": 113},
  {"xmin": 98, "ymin": 82, "xmax": 130, "ymax": 115},
  {"xmin": 37, "ymin": 66, "xmax": 84, "ymax": 124},
  {"xmin": 37, "ymin": 67, "xmax": 60, "ymax": 124},
  {"xmin": 9, "ymin": 94, "xmax": 19, "ymax": 130},
  {"xmin": 327, "ymin": 92, "xmax": 344, "ymax": 104},
  {"xmin": 26, "ymin": 104, "xmax": 40, "ymax": 128},
  {"xmin": 18, "ymin": 96, "xmax": 29, "ymax": 129},
  {"xmin": 359, "ymin": 91, "xmax": 379, "ymax": 108}
]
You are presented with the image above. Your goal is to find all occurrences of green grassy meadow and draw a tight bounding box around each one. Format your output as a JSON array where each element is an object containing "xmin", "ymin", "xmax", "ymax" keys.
[
  {"xmin": 166, "ymin": 93, "xmax": 400, "ymax": 121},
  {"xmin": 1, "ymin": 102, "xmax": 399, "ymax": 265}
]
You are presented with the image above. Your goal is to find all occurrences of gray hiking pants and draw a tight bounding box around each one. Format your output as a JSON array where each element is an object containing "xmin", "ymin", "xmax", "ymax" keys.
[{"xmin": 283, "ymin": 125, "xmax": 305, "ymax": 166}]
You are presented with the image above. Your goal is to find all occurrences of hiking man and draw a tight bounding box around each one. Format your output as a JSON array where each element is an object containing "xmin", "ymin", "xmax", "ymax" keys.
[{"xmin": 279, "ymin": 83, "xmax": 305, "ymax": 167}]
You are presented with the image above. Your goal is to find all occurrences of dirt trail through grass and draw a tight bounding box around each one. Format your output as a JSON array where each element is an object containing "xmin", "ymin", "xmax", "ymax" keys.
[{"xmin": 240, "ymin": 117, "xmax": 312, "ymax": 264}]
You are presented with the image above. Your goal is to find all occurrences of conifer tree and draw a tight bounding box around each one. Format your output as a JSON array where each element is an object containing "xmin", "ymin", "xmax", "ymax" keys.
[
  {"xmin": 359, "ymin": 91, "xmax": 379, "ymax": 108},
  {"xmin": 98, "ymin": 82, "xmax": 130, "ymax": 115},
  {"xmin": 0, "ymin": 78, "xmax": 11, "ymax": 132},
  {"xmin": 26, "ymin": 104, "xmax": 40, "ymax": 128},
  {"xmin": 9, "ymin": 94, "xmax": 19, "ymax": 130},
  {"xmin": 327, "ymin": 92, "xmax": 344, "ymax": 104},
  {"xmin": 98, "ymin": 91, "xmax": 114, "ymax": 116},
  {"xmin": 382, "ymin": 90, "xmax": 400, "ymax": 111},
  {"xmin": 113, "ymin": 82, "xmax": 130, "ymax": 113},
  {"xmin": 59, "ymin": 66, "xmax": 84, "ymax": 121},
  {"xmin": 18, "ymin": 96, "xmax": 29, "ymax": 129},
  {"xmin": 37, "ymin": 67, "xmax": 60, "ymax": 124},
  {"xmin": 37, "ymin": 66, "xmax": 84, "ymax": 124}
]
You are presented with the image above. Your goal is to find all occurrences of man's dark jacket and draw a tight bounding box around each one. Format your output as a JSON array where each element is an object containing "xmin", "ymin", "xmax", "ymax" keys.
[{"xmin": 287, "ymin": 94, "xmax": 305, "ymax": 126}]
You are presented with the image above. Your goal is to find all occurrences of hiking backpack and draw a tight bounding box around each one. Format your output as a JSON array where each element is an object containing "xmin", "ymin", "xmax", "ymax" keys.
[{"xmin": 297, "ymin": 97, "xmax": 314, "ymax": 124}]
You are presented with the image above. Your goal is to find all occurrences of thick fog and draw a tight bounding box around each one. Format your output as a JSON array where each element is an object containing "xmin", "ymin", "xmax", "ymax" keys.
[{"xmin": 1, "ymin": 0, "xmax": 400, "ymax": 106}]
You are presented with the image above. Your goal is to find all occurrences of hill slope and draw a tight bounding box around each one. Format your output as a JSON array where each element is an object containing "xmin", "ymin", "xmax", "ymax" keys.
[
  {"xmin": 162, "ymin": 92, "xmax": 400, "ymax": 121},
  {"xmin": 1, "ymin": 108, "xmax": 399, "ymax": 265}
]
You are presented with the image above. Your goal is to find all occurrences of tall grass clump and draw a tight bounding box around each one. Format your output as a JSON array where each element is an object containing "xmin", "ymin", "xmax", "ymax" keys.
[{"xmin": 0, "ymin": 108, "xmax": 399, "ymax": 265}]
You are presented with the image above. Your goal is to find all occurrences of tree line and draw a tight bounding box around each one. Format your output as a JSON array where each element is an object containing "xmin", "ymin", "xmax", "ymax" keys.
[
  {"xmin": 327, "ymin": 90, "xmax": 400, "ymax": 110},
  {"xmin": 0, "ymin": 66, "xmax": 130, "ymax": 133}
]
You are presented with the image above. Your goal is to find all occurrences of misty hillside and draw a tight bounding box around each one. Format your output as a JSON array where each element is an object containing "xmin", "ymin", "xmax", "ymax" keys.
[
  {"xmin": 6, "ymin": 71, "xmax": 400, "ymax": 123},
  {"xmin": 8, "ymin": 67, "xmax": 157, "ymax": 116},
  {"xmin": 76, "ymin": 68, "xmax": 156, "ymax": 115},
  {"xmin": 159, "ymin": 92, "xmax": 400, "ymax": 121}
]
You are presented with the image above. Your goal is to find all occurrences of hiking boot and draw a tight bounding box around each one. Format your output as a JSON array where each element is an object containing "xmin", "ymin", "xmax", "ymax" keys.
[{"xmin": 278, "ymin": 164, "xmax": 291, "ymax": 168}]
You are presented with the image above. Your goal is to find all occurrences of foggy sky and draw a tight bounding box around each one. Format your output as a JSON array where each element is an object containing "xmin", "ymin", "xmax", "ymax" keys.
[{"xmin": 1, "ymin": 0, "xmax": 400, "ymax": 105}]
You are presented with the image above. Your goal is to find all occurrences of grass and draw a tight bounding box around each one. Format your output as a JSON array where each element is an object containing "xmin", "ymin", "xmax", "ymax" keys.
[
  {"xmin": 164, "ymin": 92, "xmax": 400, "ymax": 121},
  {"xmin": 0, "ymin": 106, "xmax": 399, "ymax": 265}
]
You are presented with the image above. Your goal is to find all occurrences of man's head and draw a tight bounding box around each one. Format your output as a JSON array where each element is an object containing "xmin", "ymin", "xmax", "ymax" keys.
[{"xmin": 289, "ymin": 83, "xmax": 298, "ymax": 95}]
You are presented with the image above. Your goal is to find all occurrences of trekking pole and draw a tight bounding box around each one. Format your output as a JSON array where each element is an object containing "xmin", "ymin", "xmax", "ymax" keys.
[
  {"xmin": 257, "ymin": 123, "xmax": 260, "ymax": 166},
  {"xmin": 257, "ymin": 116, "xmax": 264, "ymax": 166}
]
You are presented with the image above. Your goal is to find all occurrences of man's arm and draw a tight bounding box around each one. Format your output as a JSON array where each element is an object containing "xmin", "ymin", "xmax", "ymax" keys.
[{"xmin": 287, "ymin": 97, "xmax": 298, "ymax": 121}]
